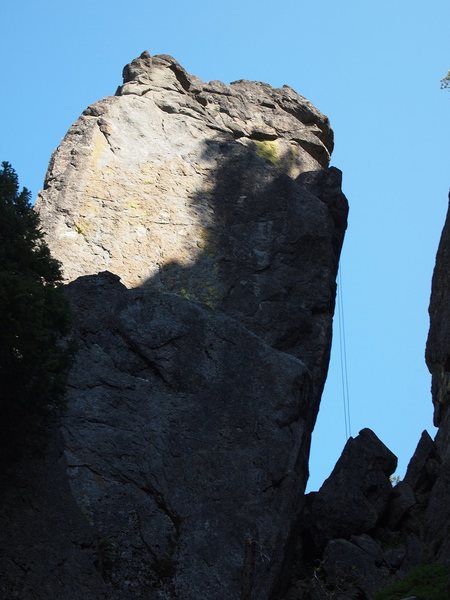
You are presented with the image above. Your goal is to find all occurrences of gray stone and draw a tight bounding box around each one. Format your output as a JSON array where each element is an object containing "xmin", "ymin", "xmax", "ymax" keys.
[
  {"xmin": 383, "ymin": 546, "xmax": 406, "ymax": 569},
  {"xmin": 1, "ymin": 52, "xmax": 349, "ymax": 599},
  {"xmin": 0, "ymin": 432, "xmax": 107, "ymax": 600},
  {"xmin": 425, "ymin": 462, "xmax": 450, "ymax": 561},
  {"xmin": 0, "ymin": 271, "xmax": 314, "ymax": 599},
  {"xmin": 64, "ymin": 272, "xmax": 314, "ymax": 599},
  {"xmin": 385, "ymin": 481, "xmax": 416, "ymax": 529},
  {"xmin": 423, "ymin": 195, "xmax": 450, "ymax": 566},
  {"xmin": 36, "ymin": 51, "xmax": 339, "ymax": 292},
  {"xmin": 321, "ymin": 536, "xmax": 390, "ymax": 598},
  {"xmin": 426, "ymin": 193, "xmax": 450, "ymax": 429},
  {"xmin": 304, "ymin": 428, "xmax": 397, "ymax": 553},
  {"xmin": 403, "ymin": 430, "xmax": 438, "ymax": 493},
  {"xmin": 35, "ymin": 52, "xmax": 347, "ymax": 434}
]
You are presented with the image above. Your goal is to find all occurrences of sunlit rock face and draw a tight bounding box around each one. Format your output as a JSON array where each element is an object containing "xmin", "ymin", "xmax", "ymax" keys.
[
  {"xmin": 0, "ymin": 52, "xmax": 349, "ymax": 600},
  {"xmin": 36, "ymin": 51, "xmax": 335, "ymax": 289},
  {"xmin": 36, "ymin": 51, "xmax": 347, "ymax": 413}
]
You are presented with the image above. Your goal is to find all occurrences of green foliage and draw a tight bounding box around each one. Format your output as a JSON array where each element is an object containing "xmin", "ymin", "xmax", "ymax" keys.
[
  {"xmin": 0, "ymin": 162, "xmax": 73, "ymax": 461},
  {"xmin": 389, "ymin": 474, "xmax": 401, "ymax": 485},
  {"xmin": 441, "ymin": 70, "xmax": 450, "ymax": 89},
  {"xmin": 375, "ymin": 563, "xmax": 448, "ymax": 600}
]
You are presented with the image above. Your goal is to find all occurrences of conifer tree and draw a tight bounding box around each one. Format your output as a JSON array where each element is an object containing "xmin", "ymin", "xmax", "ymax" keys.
[{"xmin": 0, "ymin": 162, "xmax": 72, "ymax": 459}]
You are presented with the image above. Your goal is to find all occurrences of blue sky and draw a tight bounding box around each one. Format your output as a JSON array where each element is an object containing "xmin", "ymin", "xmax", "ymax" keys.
[{"xmin": 1, "ymin": 0, "xmax": 449, "ymax": 490}]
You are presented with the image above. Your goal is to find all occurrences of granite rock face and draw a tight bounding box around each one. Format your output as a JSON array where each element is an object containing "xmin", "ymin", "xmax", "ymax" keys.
[
  {"xmin": 1, "ymin": 53, "xmax": 348, "ymax": 599},
  {"xmin": 282, "ymin": 430, "xmax": 398, "ymax": 599},
  {"xmin": 36, "ymin": 51, "xmax": 347, "ymax": 415},
  {"xmin": 36, "ymin": 51, "xmax": 336, "ymax": 289},
  {"xmin": 34, "ymin": 46, "xmax": 349, "ymax": 405},
  {"xmin": 68, "ymin": 272, "xmax": 311, "ymax": 599},
  {"xmin": 0, "ymin": 271, "xmax": 313, "ymax": 600},
  {"xmin": 303, "ymin": 428, "xmax": 397, "ymax": 554}
]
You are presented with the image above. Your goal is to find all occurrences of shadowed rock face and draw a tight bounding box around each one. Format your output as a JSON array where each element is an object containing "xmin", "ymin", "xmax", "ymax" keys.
[
  {"xmin": 304, "ymin": 428, "xmax": 397, "ymax": 555},
  {"xmin": 38, "ymin": 271, "xmax": 311, "ymax": 600},
  {"xmin": 425, "ymin": 194, "xmax": 450, "ymax": 564},
  {"xmin": 427, "ymin": 194, "xmax": 450, "ymax": 431},
  {"xmin": 0, "ymin": 53, "xmax": 348, "ymax": 599},
  {"xmin": 281, "ymin": 196, "xmax": 450, "ymax": 600}
]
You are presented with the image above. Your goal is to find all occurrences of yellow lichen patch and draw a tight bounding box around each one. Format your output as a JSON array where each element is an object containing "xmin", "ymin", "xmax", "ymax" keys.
[
  {"xmin": 90, "ymin": 128, "xmax": 108, "ymax": 168},
  {"xmin": 127, "ymin": 199, "xmax": 140, "ymax": 210},
  {"xmin": 254, "ymin": 140, "xmax": 279, "ymax": 166},
  {"xmin": 140, "ymin": 162, "xmax": 155, "ymax": 176},
  {"xmin": 74, "ymin": 219, "xmax": 92, "ymax": 239},
  {"xmin": 79, "ymin": 199, "xmax": 101, "ymax": 216}
]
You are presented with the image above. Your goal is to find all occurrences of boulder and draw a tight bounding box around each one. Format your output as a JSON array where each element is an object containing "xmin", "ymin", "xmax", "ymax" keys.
[
  {"xmin": 321, "ymin": 535, "xmax": 390, "ymax": 598},
  {"xmin": 304, "ymin": 428, "xmax": 397, "ymax": 553}
]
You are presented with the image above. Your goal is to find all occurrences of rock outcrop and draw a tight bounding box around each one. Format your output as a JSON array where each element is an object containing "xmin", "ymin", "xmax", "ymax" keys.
[
  {"xmin": 282, "ymin": 195, "xmax": 450, "ymax": 599},
  {"xmin": 303, "ymin": 429, "xmax": 397, "ymax": 555},
  {"xmin": 36, "ymin": 52, "xmax": 336, "ymax": 289},
  {"xmin": 2, "ymin": 49, "xmax": 449, "ymax": 600},
  {"xmin": 424, "ymin": 192, "xmax": 450, "ymax": 565},
  {"xmin": 282, "ymin": 430, "xmax": 439, "ymax": 599},
  {"xmin": 0, "ymin": 271, "xmax": 311, "ymax": 599},
  {"xmin": 0, "ymin": 52, "xmax": 348, "ymax": 599},
  {"xmin": 36, "ymin": 51, "xmax": 347, "ymax": 434}
]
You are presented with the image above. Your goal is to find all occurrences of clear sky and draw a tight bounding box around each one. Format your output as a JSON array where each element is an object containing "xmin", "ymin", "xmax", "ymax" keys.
[{"xmin": 1, "ymin": 0, "xmax": 449, "ymax": 490}]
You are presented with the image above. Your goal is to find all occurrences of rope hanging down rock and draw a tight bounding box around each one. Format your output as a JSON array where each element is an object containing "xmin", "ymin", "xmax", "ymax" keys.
[{"xmin": 338, "ymin": 266, "xmax": 352, "ymax": 440}]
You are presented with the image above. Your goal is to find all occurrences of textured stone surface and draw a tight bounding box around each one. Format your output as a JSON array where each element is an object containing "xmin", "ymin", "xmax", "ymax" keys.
[
  {"xmin": 403, "ymin": 430, "xmax": 438, "ymax": 492},
  {"xmin": 385, "ymin": 481, "xmax": 416, "ymax": 530},
  {"xmin": 426, "ymin": 194, "xmax": 450, "ymax": 429},
  {"xmin": 321, "ymin": 535, "xmax": 390, "ymax": 599},
  {"xmin": 303, "ymin": 428, "xmax": 397, "ymax": 554},
  {"xmin": 0, "ymin": 272, "xmax": 312, "ymax": 599},
  {"xmin": 36, "ymin": 52, "xmax": 336, "ymax": 289},
  {"xmin": 35, "ymin": 51, "xmax": 347, "ymax": 418},
  {"xmin": 423, "ymin": 196, "xmax": 450, "ymax": 565},
  {"xmin": 280, "ymin": 430, "xmax": 399, "ymax": 599},
  {"xmin": 0, "ymin": 432, "xmax": 106, "ymax": 600},
  {"xmin": 2, "ymin": 52, "xmax": 349, "ymax": 599}
]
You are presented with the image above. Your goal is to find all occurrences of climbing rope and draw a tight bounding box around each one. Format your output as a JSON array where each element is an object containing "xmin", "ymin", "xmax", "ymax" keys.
[{"xmin": 337, "ymin": 266, "xmax": 352, "ymax": 440}]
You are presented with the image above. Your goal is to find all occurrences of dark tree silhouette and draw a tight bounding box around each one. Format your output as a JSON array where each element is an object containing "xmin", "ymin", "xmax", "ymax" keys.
[{"xmin": 0, "ymin": 162, "xmax": 72, "ymax": 460}]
